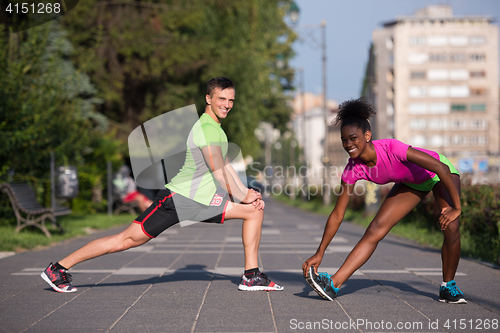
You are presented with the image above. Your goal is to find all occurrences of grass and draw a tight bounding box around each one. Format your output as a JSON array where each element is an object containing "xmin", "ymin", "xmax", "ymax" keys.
[{"xmin": 0, "ymin": 213, "xmax": 135, "ymax": 252}]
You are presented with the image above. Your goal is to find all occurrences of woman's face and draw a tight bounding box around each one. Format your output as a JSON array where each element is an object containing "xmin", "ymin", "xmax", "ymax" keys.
[{"xmin": 340, "ymin": 125, "xmax": 371, "ymax": 158}]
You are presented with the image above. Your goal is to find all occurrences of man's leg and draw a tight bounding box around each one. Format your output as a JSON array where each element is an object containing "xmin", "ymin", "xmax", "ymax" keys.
[
  {"xmin": 223, "ymin": 202, "xmax": 283, "ymax": 291},
  {"xmin": 59, "ymin": 222, "xmax": 151, "ymax": 269},
  {"xmin": 224, "ymin": 202, "xmax": 264, "ymax": 270}
]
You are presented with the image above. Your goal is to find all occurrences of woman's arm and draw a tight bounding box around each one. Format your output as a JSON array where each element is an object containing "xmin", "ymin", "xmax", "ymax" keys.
[
  {"xmin": 406, "ymin": 147, "xmax": 461, "ymax": 229},
  {"xmin": 302, "ymin": 181, "xmax": 354, "ymax": 276}
]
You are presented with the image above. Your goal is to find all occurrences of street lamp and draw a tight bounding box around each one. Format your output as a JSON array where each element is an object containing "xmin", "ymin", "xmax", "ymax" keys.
[{"xmin": 288, "ymin": 2, "xmax": 300, "ymax": 26}]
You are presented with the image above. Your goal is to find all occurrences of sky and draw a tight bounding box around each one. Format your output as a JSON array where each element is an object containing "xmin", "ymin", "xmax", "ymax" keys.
[{"xmin": 289, "ymin": 0, "xmax": 500, "ymax": 103}]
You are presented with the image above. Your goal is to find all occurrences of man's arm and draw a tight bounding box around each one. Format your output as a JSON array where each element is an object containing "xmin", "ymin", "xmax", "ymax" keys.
[{"xmin": 201, "ymin": 145, "xmax": 261, "ymax": 203}]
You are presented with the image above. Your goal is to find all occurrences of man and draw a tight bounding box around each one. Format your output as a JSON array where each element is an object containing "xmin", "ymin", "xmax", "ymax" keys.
[{"xmin": 41, "ymin": 77, "xmax": 283, "ymax": 293}]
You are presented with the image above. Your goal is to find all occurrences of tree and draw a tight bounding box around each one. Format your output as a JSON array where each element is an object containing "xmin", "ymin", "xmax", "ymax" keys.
[
  {"xmin": 0, "ymin": 20, "xmax": 122, "ymax": 216},
  {"xmin": 61, "ymin": 0, "xmax": 296, "ymax": 157}
]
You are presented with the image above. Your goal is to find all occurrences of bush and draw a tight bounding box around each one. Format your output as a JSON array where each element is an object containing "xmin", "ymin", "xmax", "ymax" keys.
[{"xmin": 404, "ymin": 179, "xmax": 500, "ymax": 263}]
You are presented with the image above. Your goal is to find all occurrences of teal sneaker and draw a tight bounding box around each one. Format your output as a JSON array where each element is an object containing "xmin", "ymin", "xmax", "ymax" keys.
[
  {"xmin": 305, "ymin": 267, "xmax": 339, "ymax": 301},
  {"xmin": 439, "ymin": 280, "xmax": 467, "ymax": 304}
]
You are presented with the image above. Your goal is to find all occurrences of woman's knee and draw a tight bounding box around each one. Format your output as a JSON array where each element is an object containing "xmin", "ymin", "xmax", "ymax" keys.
[
  {"xmin": 364, "ymin": 219, "xmax": 389, "ymax": 242},
  {"xmin": 443, "ymin": 219, "xmax": 460, "ymax": 242}
]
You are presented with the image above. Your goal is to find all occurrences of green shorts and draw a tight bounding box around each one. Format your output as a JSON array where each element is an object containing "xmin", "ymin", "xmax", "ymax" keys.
[{"xmin": 404, "ymin": 153, "xmax": 459, "ymax": 192}]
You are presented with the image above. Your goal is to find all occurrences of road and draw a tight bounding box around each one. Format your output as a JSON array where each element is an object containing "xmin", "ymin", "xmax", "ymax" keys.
[{"xmin": 1, "ymin": 198, "xmax": 499, "ymax": 332}]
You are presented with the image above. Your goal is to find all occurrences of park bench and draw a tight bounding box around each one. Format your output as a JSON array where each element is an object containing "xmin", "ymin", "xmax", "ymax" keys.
[
  {"xmin": 113, "ymin": 196, "xmax": 139, "ymax": 215},
  {"xmin": 0, "ymin": 183, "xmax": 70, "ymax": 238}
]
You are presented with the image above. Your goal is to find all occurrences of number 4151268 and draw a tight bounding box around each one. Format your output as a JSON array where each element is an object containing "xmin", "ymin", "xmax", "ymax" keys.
[
  {"xmin": 6, "ymin": 2, "xmax": 61, "ymax": 14},
  {"xmin": 443, "ymin": 319, "xmax": 498, "ymax": 330}
]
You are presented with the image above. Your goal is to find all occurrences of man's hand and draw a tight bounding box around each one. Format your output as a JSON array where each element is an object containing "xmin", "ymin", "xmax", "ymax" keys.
[
  {"xmin": 439, "ymin": 207, "xmax": 461, "ymax": 231},
  {"xmin": 252, "ymin": 198, "xmax": 265, "ymax": 210},
  {"xmin": 302, "ymin": 252, "xmax": 324, "ymax": 278},
  {"xmin": 241, "ymin": 188, "xmax": 262, "ymax": 204}
]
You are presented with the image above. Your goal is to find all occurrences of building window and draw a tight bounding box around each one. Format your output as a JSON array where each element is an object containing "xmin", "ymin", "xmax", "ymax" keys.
[
  {"xmin": 470, "ymin": 36, "xmax": 486, "ymax": 45},
  {"xmin": 387, "ymin": 70, "xmax": 394, "ymax": 83},
  {"xmin": 410, "ymin": 119, "xmax": 426, "ymax": 130},
  {"xmin": 470, "ymin": 119, "xmax": 487, "ymax": 130},
  {"xmin": 470, "ymin": 70, "xmax": 486, "ymax": 78},
  {"xmin": 428, "ymin": 35, "xmax": 447, "ymax": 46},
  {"xmin": 430, "ymin": 135, "xmax": 446, "ymax": 147},
  {"xmin": 451, "ymin": 104, "xmax": 467, "ymax": 112},
  {"xmin": 429, "ymin": 53, "xmax": 447, "ymax": 62},
  {"xmin": 449, "ymin": 69, "xmax": 469, "ymax": 80},
  {"xmin": 449, "ymin": 53, "xmax": 467, "ymax": 62},
  {"xmin": 389, "ymin": 53, "xmax": 394, "ymax": 66},
  {"xmin": 449, "ymin": 85, "xmax": 469, "ymax": 97},
  {"xmin": 427, "ymin": 69, "xmax": 447, "ymax": 80},
  {"xmin": 410, "ymin": 135, "xmax": 426, "ymax": 147},
  {"xmin": 449, "ymin": 35, "xmax": 468, "ymax": 46},
  {"xmin": 429, "ymin": 103, "xmax": 449, "ymax": 114},
  {"xmin": 470, "ymin": 103, "xmax": 486, "ymax": 112},
  {"xmin": 409, "ymin": 36, "xmax": 426, "ymax": 45},
  {"xmin": 409, "ymin": 86, "xmax": 426, "ymax": 98},
  {"xmin": 451, "ymin": 120, "xmax": 467, "ymax": 130},
  {"xmin": 411, "ymin": 71, "xmax": 426, "ymax": 79},
  {"xmin": 470, "ymin": 136, "xmax": 487, "ymax": 146},
  {"xmin": 470, "ymin": 88, "xmax": 486, "ymax": 96},
  {"xmin": 428, "ymin": 86, "xmax": 448, "ymax": 98},
  {"xmin": 386, "ymin": 37, "xmax": 394, "ymax": 50},
  {"xmin": 429, "ymin": 119, "xmax": 448, "ymax": 130},
  {"xmin": 451, "ymin": 135, "xmax": 467, "ymax": 146},
  {"xmin": 408, "ymin": 53, "xmax": 428, "ymax": 64},
  {"xmin": 408, "ymin": 103, "xmax": 427, "ymax": 114},
  {"xmin": 470, "ymin": 53, "xmax": 486, "ymax": 62},
  {"xmin": 386, "ymin": 103, "xmax": 394, "ymax": 116}
]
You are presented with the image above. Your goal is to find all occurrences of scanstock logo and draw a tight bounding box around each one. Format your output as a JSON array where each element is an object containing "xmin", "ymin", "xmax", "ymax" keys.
[
  {"xmin": 1, "ymin": 1, "xmax": 79, "ymax": 32},
  {"xmin": 128, "ymin": 105, "xmax": 246, "ymax": 227}
]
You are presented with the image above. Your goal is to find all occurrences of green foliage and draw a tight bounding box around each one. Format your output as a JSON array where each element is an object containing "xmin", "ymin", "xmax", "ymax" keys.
[
  {"xmin": 61, "ymin": 0, "xmax": 296, "ymax": 156},
  {"xmin": 399, "ymin": 180, "xmax": 500, "ymax": 264},
  {"xmin": 0, "ymin": 21, "xmax": 123, "ymax": 223}
]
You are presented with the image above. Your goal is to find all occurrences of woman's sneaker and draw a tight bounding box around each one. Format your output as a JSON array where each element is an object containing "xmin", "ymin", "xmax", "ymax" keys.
[
  {"xmin": 238, "ymin": 271, "xmax": 284, "ymax": 291},
  {"xmin": 41, "ymin": 263, "xmax": 77, "ymax": 293},
  {"xmin": 439, "ymin": 280, "xmax": 467, "ymax": 304},
  {"xmin": 305, "ymin": 266, "xmax": 339, "ymax": 301}
]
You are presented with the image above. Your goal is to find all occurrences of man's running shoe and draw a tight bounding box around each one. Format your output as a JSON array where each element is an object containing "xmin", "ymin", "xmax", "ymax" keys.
[
  {"xmin": 305, "ymin": 266, "xmax": 339, "ymax": 301},
  {"xmin": 41, "ymin": 263, "xmax": 77, "ymax": 293},
  {"xmin": 238, "ymin": 271, "xmax": 284, "ymax": 291},
  {"xmin": 439, "ymin": 280, "xmax": 467, "ymax": 304}
]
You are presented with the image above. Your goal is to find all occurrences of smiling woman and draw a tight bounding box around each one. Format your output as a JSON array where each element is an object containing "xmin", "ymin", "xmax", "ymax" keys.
[{"xmin": 302, "ymin": 97, "xmax": 466, "ymax": 305}]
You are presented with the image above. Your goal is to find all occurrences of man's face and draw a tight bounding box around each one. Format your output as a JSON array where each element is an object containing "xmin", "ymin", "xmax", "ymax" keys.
[{"xmin": 206, "ymin": 87, "xmax": 235, "ymax": 122}]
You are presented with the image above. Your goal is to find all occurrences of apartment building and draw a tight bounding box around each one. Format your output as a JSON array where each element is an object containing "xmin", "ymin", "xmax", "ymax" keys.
[{"xmin": 367, "ymin": 5, "xmax": 499, "ymax": 166}]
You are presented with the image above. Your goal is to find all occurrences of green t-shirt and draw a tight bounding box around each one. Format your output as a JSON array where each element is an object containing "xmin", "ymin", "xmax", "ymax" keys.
[{"xmin": 166, "ymin": 113, "xmax": 228, "ymax": 205}]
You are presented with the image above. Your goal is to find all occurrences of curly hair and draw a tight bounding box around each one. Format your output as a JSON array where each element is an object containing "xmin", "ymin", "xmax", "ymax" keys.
[{"xmin": 334, "ymin": 98, "xmax": 376, "ymax": 133}]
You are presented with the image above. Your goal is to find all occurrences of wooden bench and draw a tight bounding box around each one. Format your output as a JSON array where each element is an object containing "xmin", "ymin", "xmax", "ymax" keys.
[
  {"xmin": 113, "ymin": 196, "xmax": 139, "ymax": 215},
  {"xmin": 0, "ymin": 183, "xmax": 71, "ymax": 237}
]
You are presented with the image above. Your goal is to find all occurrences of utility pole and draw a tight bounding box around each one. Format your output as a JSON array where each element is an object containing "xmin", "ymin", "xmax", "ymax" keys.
[
  {"xmin": 300, "ymin": 67, "xmax": 308, "ymax": 201},
  {"xmin": 321, "ymin": 20, "xmax": 331, "ymax": 206}
]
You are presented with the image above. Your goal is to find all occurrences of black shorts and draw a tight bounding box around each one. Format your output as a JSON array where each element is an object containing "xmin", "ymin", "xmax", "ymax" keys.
[{"xmin": 134, "ymin": 189, "xmax": 230, "ymax": 238}]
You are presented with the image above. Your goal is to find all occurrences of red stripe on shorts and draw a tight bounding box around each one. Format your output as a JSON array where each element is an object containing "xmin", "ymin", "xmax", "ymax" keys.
[
  {"xmin": 220, "ymin": 199, "xmax": 230, "ymax": 224},
  {"xmin": 136, "ymin": 192, "xmax": 175, "ymax": 238}
]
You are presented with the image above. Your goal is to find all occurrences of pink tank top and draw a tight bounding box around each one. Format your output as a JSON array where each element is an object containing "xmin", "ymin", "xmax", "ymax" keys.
[{"xmin": 341, "ymin": 139, "xmax": 439, "ymax": 185}]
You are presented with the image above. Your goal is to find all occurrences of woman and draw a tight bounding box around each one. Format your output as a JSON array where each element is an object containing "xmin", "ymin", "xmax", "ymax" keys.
[{"xmin": 302, "ymin": 98, "xmax": 466, "ymax": 304}]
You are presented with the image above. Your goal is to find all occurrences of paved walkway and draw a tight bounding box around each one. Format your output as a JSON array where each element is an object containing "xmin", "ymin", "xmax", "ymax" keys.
[{"xmin": 1, "ymin": 198, "xmax": 499, "ymax": 332}]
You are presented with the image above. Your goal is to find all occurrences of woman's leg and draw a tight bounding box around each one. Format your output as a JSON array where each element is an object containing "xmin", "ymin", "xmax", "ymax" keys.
[
  {"xmin": 432, "ymin": 174, "xmax": 461, "ymax": 282},
  {"xmin": 331, "ymin": 184, "xmax": 427, "ymax": 287}
]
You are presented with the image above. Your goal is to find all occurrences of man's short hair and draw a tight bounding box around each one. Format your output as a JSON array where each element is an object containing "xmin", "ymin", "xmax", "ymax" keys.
[{"xmin": 206, "ymin": 77, "xmax": 235, "ymax": 97}]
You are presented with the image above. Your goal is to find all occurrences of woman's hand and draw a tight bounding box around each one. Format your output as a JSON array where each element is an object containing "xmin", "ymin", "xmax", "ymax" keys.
[
  {"xmin": 302, "ymin": 252, "xmax": 324, "ymax": 278},
  {"xmin": 439, "ymin": 207, "xmax": 461, "ymax": 230}
]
